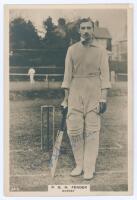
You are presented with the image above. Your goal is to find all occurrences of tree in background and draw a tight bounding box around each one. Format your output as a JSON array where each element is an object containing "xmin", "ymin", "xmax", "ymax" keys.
[
  {"xmin": 66, "ymin": 19, "xmax": 80, "ymax": 45},
  {"xmin": 9, "ymin": 16, "xmax": 81, "ymax": 66},
  {"xmin": 10, "ymin": 17, "xmax": 41, "ymax": 50},
  {"xmin": 43, "ymin": 16, "xmax": 70, "ymax": 48},
  {"xmin": 53, "ymin": 18, "xmax": 70, "ymax": 48},
  {"xmin": 43, "ymin": 16, "xmax": 57, "ymax": 47},
  {"xmin": 9, "ymin": 16, "xmax": 115, "ymax": 71},
  {"xmin": 42, "ymin": 16, "xmax": 80, "ymax": 48}
]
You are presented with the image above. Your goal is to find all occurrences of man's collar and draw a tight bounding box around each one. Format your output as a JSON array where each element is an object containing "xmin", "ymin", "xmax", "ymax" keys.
[{"xmin": 80, "ymin": 38, "xmax": 98, "ymax": 47}]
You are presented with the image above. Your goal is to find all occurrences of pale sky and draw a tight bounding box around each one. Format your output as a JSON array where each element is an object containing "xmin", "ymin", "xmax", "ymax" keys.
[{"xmin": 10, "ymin": 8, "xmax": 127, "ymax": 43}]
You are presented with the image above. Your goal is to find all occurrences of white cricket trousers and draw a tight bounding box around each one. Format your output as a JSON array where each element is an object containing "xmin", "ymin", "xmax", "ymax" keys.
[
  {"xmin": 67, "ymin": 108, "xmax": 100, "ymax": 175},
  {"xmin": 30, "ymin": 75, "xmax": 34, "ymax": 83}
]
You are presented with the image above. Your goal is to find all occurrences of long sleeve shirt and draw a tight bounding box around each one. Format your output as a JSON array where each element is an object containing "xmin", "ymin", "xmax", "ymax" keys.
[{"xmin": 61, "ymin": 41, "xmax": 111, "ymax": 90}]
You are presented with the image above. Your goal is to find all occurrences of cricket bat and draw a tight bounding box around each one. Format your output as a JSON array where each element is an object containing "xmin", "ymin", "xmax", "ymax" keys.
[{"xmin": 50, "ymin": 106, "xmax": 68, "ymax": 178}]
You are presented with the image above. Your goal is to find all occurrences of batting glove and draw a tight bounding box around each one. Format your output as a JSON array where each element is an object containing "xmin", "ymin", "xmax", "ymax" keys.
[{"xmin": 99, "ymin": 102, "xmax": 107, "ymax": 114}]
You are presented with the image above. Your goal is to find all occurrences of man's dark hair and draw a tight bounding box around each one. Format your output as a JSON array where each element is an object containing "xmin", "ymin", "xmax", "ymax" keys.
[{"xmin": 78, "ymin": 18, "xmax": 94, "ymax": 29}]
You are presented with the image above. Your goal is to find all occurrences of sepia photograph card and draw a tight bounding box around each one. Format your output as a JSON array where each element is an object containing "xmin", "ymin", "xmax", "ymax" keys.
[{"xmin": 4, "ymin": 4, "xmax": 133, "ymax": 197}]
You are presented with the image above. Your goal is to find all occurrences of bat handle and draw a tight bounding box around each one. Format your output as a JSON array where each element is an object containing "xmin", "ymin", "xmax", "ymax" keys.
[{"xmin": 60, "ymin": 106, "xmax": 68, "ymax": 131}]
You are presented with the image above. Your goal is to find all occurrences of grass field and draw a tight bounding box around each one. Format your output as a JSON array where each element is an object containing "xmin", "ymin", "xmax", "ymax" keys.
[{"xmin": 9, "ymin": 81, "xmax": 128, "ymax": 192}]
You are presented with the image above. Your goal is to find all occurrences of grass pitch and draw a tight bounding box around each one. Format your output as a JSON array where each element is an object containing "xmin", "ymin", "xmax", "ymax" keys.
[{"xmin": 9, "ymin": 81, "xmax": 129, "ymax": 192}]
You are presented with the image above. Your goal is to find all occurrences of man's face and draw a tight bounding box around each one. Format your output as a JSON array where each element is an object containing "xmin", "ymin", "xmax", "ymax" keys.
[{"xmin": 79, "ymin": 21, "xmax": 94, "ymax": 41}]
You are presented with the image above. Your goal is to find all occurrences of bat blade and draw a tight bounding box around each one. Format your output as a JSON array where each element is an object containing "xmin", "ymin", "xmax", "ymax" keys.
[
  {"xmin": 50, "ymin": 130, "xmax": 64, "ymax": 178},
  {"xmin": 50, "ymin": 106, "xmax": 68, "ymax": 178}
]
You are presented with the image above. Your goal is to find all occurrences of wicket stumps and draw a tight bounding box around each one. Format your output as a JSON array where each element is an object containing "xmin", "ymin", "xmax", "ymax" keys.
[{"xmin": 41, "ymin": 105, "xmax": 55, "ymax": 151}]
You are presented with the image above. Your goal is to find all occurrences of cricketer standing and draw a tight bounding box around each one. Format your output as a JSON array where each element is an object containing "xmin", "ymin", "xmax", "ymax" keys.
[
  {"xmin": 28, "ymin": 67, "xmax": 35, "ymax": 83},
  {"xmin": 61, "ymin": 18, "xmax": 111, "ymax": 180}
]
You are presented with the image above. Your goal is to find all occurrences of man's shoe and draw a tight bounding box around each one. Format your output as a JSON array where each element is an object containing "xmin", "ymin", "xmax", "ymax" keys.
[
  {"xmin": 83, "ymin": 173, "xmax": 94, "ymax": 180},
  {"xmin": 70, "ymin": 166, "xmax": 83, "ymax": 177}
]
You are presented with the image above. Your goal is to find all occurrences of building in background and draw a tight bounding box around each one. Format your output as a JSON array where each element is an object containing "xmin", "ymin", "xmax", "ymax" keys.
[
  {"xmin": 112, "ymin": 40, "xmax": 127, "ymax": 62},
  {"xmin": 94, "ymin": 20, "xmax": 112, "ymax": 51},
  {"xmin": 110, "ymin": 25, "xmax": 127, "ymax": 81},
  {"xmin": 112, "ymin": 25, "xmax": 127, "ymax": 62}
]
